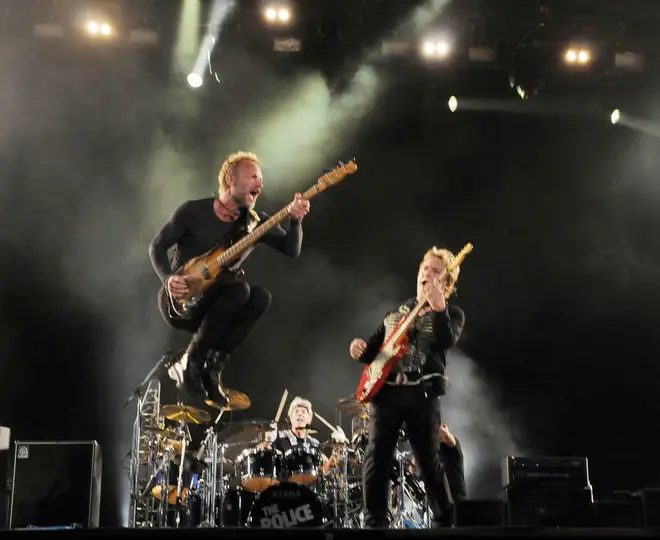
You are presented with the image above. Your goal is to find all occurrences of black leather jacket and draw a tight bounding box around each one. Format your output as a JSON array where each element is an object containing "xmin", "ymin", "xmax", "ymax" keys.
[{"xmin": 358, "ymin": 297, "xmax": 465, "ymax": 378}]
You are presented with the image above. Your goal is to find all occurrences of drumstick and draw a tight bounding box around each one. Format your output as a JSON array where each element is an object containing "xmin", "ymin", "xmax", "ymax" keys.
[
  {"xmin": 314, "ymin": 412, "xmax": 337, "ymax": 433},
  {"xmin": 274, "ymin": 389, "xmax": 288, "ymax": 423}
]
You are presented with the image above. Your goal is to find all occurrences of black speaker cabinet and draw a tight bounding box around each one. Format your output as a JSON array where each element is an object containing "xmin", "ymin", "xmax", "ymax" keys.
[
  {"xmin": 0, "ymin": 427, "xmax": 12, "ymax": 529},
  {"xmin": 7, "ymin": 441, "xmax": 102, "ymax": 529},
  {"xmin": 503, "ymin": 485, "xmax": 594, "ymax": 527}
]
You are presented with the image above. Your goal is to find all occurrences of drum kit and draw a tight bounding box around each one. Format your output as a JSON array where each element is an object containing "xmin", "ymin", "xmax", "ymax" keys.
[{"xmin": 127, "ymin": 379, "xmax": 431, "ymax": 529}]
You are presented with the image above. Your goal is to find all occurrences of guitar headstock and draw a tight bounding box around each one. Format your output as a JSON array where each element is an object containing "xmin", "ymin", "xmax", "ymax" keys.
[
  {"xmin": 448, "ymin": 242, "xmax": 474, "ymax": 270},
  {"xmin": 315, "ymin": 159, "xmax": 358, "ymax": 190}
]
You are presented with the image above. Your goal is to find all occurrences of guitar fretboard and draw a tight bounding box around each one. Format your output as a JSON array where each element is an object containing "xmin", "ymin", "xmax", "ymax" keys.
[{"xmin": 217, "ymin": 183, "xmax": 324, "ymax": 266}]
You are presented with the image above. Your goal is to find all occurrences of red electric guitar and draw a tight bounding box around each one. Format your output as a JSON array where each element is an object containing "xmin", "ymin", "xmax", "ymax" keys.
[{"xmin": 355, "ymin": 243, "xmax": 473, "ymax": 403}]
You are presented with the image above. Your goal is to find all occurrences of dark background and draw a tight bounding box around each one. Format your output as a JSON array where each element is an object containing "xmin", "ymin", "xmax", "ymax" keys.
[{"xmin": 1, "ymin": 0, "xmax": 659, "ymax": 526}]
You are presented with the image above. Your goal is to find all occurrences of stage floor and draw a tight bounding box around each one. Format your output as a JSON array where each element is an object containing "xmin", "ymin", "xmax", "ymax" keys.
[{"xmin": 3, "ymin": 527, "xmax": 660, "ymax": 538}]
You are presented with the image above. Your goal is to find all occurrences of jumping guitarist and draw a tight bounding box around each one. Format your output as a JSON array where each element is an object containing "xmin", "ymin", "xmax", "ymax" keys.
[
  {"xmin": 148, "ymin": 151, "xmax": 310, "ymax": 407},
  {"xmin": 348, "ymin": 246, "xmax": 465, "ymax": 528}
]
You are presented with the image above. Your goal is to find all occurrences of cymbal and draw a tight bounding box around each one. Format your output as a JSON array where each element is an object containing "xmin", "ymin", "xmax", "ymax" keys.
[
  {"xmin": 339, "ymin": 404, "xmax": 369, "ymax": 418},
  {"xmin": 336, "ymin": 394, "xmax": 358, "ymax": 406},
  {"xmin": 205, "ymin": 388, "xmax": 251, "ymax": 411},
  {"xmin": 322, "ymin": 440, "xmax": 347, "ymax": 450},
  {"xmin": 143, "ymin": 427, "xmax": 178, "ymax": 438},
  {"xmin": 217, "ymin": 420, "xmax": 278, "ymax": 446},
  {"xmin": 161, "ymin": 405, "xmax": 211, "ymax": 425},
  {"xmin": 160, "ymin": 438, "xmax": 184, "ymax": 455}
]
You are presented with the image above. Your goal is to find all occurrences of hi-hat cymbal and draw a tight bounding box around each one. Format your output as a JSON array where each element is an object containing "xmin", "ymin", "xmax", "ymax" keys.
[
  {"xmin": 205, "ymin": 389, "xmax": 251, "ymax": 411},
  {"xmin": 161, "ymin": 405, "xmax": 211, "ymax": 425}
]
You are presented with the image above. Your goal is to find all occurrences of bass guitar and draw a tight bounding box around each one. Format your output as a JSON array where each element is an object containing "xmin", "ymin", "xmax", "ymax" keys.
[
  {"xmin": 355, "ymin": 242, "xmax": 473, "ymax": 403},
  {"xmin": 165, "ymin": 160, "xmax": 358, "ymax": 319}
]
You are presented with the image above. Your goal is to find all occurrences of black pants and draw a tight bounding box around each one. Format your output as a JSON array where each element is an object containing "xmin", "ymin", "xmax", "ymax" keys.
[
  {"xmin": 362, "ymin": 384, "xmax": 453, "ymax": 527},
  {"xmin": 158, "ymin": 279, "xmax": 271, "ymax": 356}
]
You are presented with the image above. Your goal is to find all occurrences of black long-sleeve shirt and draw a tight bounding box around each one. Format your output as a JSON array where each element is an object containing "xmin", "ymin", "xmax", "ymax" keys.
[
  {"xmin": 358, "ymin": 298, "xmax": 465, "ymax": 375},
  {"xmin": 440, "ymin": 438, "xmax": 467, "ymax": 501},
  {"xmin": 148, "ymin": 197, "xmax": 302, "ymax": 285},
  {"xmin": 413, "ymin": 437, "xmax": 467, "ymax": 501}
]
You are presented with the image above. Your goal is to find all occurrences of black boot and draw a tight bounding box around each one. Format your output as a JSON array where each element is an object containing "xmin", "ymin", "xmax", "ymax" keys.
[
  {"xmin": 202, "ymin": 350, "xmax": 230, "ymax": 408},
  {"xmin": 182, "ymin": 348, "xmax": 207, "ymax": 400}
]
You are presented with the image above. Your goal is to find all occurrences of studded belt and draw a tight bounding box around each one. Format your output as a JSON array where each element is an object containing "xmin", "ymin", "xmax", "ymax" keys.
[{"xmin": 384, "ymin": 372, "xmax": 444, "ymax": 387}]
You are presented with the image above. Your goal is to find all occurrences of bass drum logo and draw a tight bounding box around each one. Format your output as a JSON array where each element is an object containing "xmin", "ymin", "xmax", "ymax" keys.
[{"xmin": 248, "ymin": 482, "xmax": 325, "ymax": 528}]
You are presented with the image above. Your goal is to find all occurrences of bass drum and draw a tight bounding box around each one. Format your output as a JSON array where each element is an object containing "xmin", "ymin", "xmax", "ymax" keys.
[{"xmin": 248, "ymin": 482, "xmax": 326, "ymax": 528}]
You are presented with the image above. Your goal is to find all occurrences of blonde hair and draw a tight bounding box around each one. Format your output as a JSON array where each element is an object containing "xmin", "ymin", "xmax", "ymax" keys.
[
  {"xmin": 288, "ymin": 397, "xmax": 313, "ymax": 420},
  {"xmin": 421, "ymin": 246, "xmax": 460, "ymax": 297},
  {"xmin": 217, "ymin": 151, "xmax": 260, "ymax": 193}
]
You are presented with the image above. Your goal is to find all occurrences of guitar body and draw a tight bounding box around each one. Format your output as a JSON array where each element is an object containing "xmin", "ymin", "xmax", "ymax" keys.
[
  {"xmin": 356, "ymin": 343, "xmax": 409, "ymax": 403},
  {"xmin": 356, "ymin": 321, "xmax": 410, "ymax": 404},
  {"xmin": 161, "ymin": 159, "xmax": 359, "ymax": 319}
]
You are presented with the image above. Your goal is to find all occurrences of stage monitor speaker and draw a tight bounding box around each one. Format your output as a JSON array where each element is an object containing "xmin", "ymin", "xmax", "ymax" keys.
[
  {"xmin": 0, "ymin": 427, "xmax": 11, "ymax": 530},
  {"xmin": 7, "ymin": 441, "xmax": 101, "ymax": 529},
  {"xmin": 503, "ymin": 484, "xmax": 594, "ymax": 527}
]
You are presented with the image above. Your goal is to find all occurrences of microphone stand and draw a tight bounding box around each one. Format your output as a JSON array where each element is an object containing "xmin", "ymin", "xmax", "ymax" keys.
[{"xmin": 122, "ymin": 350, "xmax": 180, "ymax": 410}]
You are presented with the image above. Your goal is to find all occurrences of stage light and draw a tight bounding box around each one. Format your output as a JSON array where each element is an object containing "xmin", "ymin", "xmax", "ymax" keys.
[
  {"xmin": 85, "ymin": 20, "xmax": 113, "ymax": 38},
  {"xmin": 420, "ymin": 40, "xmax": 450, "ymax": 60},
  {"xmin": 611, "ymin": 109, "xmax": 620, "ymax": 125},
  {"xmin": 564, "ymin": 47, "xmax": 591, "ymax": 65},
  {"xmin": 187, "ymin": 73, "xmax": 203, "ymax": 88},
  {"xmin": 265, "ymin": 8, "xmax": 277, "ymax": 20},
  {"xmin": 263, "ymin": 4, "xmax": 292, "ymax": 24},
  {"xmin": 448, "ymin": 96, "xmax": 458, "ymax": 112}
]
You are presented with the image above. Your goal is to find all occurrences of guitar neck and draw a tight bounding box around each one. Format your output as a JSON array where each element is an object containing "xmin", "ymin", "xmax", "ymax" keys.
[
  {"xmin": 218, "ymin": 185, "xmax": 321, "ymax": 266},
  {"xmin": 387, "ymin": 298, "xmax": 428, "ymax": 346},
  {"xmin": 386, "ymin": 265, "xmax": 453, "ymax": 346}
]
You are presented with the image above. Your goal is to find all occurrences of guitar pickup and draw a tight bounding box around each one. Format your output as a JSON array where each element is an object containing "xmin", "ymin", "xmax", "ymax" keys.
[{"xmin": 201, "ymin": 266, "xmax": 211, "ymax": 280}]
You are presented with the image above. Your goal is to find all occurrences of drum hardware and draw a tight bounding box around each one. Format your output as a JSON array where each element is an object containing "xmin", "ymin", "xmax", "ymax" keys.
[
  {"xmin": 196, "ymin": 405, "xmax": 231, "ymax": 528},
  {"xmin": 143, "ymin": 426, "xmax": 179, "ymax": 438},
  {"xmin": 125, "ymin": 353, "xmax": 180, "ymax": 528}
]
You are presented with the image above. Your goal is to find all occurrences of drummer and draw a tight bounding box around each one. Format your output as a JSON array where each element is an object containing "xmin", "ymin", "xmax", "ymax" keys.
[{"xmin": 258, "ymin": 397, "xmax": 347, "ymax": 475}]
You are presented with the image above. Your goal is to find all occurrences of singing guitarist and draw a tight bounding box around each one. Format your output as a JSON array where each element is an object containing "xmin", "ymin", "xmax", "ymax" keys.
[
  {"xmin": 348, "ymin": 247, "xmax": 465, "ymax": 528},
  {"xmin": 148, "ymin": 151, "xmax": 310, "ymax": 407}
]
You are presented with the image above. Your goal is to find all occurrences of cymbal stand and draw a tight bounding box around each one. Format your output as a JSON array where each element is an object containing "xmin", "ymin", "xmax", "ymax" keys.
[
  {"xmin": 140, "ymin": 445, "xmax": 173, "ymax": 528},
  {"xmin": 173, "ymin": 421, "xmax": 190, "ymax": 528},
  {"xmin": 342, "ymin": 444, "xmax": 350, "ymax": 527},
  {"xmin": 392, "ymin": 449, "xmax": 426, "ymax": 529},
  {"xmin": 391, "ymin": 448, "xmax": 405, "ymax": 529},
  {"xmin": 198, "ymin": 408, "xmax": 227, "ymax": 528}
]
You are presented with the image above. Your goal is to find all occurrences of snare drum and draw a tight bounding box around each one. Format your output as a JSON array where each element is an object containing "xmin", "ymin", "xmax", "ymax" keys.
[
  {"xmin": 235, "ymin": 447, "xmax": 283, "ymax": 493},
  {"xmin": 248, "ymin": 482, "xmax": 325, "ymax": 528},
  {"xmin": 284, "ymin": 444, "xmax": 322, "ymax": 485}
]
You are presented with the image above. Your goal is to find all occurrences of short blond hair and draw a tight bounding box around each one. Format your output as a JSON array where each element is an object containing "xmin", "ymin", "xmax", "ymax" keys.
[
  {"xmin": 218, "ymin": 151, "xmax": 260, "ymax": 193},
  {"xmin": 288, "ymin": 397, "xmax": 313, "ymax": 420},
  {"xmin": 421, "ymin": 246, "xmax": 460, "ymax": 297}
]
